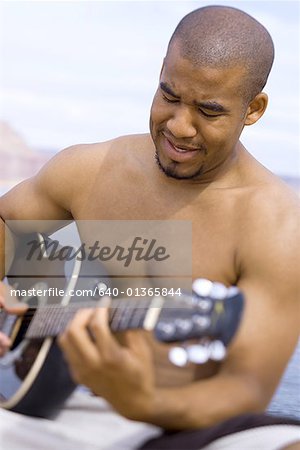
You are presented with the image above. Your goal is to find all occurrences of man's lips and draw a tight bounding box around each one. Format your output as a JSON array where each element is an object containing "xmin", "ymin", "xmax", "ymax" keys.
[
  {"xmin": 162, "ymin": 135, "xmax": 201, "ymax": 162},
  {"xmin": 164, "ymin": 134, "xmax": 201, "ymax": 151},
  {"xmin": 171, "ymin": 145, "xmax": 199, "ymax": 153}
]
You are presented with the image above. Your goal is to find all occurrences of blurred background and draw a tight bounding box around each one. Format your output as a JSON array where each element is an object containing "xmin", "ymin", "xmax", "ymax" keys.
[{"xmin": 0, "ymin": 0, "xmax": 299, "ymax": 193}]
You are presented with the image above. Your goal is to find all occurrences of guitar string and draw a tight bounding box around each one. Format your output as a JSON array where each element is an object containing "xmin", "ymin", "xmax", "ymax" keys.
[
  {"xmin": 5, "ymin": 297, "xmax": 189, "ymax": 328},
  {"xmin": 24, "ymin": 313, "xmax": 148, "ymax": 337},
  {"xmin": 21, "ymin": 302, "xmax": 154, "ymax": 336},
  {"xmin": 4, "ymin": 297, "xmax": 194, "ymax": 339}
]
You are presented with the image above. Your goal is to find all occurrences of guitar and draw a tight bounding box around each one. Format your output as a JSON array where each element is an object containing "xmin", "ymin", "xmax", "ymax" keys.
[{"xmin": 0, "ymin": 233, "xmax": 244, "ymax": 418}]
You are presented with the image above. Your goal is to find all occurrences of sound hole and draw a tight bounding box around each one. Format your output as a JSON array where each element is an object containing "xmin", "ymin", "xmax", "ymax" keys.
[{"xmin": 14, "ymin": 340, "xmax": 44, "ymax": 380}]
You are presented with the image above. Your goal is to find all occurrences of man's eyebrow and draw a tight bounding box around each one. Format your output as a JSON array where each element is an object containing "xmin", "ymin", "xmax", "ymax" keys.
[
  {"xmin": 196, "ymin": 100, "xmax": 228, "ymax": 113},
  {"xmin": 160, "ymin": 82, "xmax": 180, "ymax": 98},
  {"xmin": 160, "ymin": 82, "xmax": 228, "ymax": 113}
]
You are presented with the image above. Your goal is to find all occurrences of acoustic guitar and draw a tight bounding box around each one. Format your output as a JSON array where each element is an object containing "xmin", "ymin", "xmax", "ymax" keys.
[{"xmin": 0, "ymin": 233, "xmax": 244, "ymax": 418}]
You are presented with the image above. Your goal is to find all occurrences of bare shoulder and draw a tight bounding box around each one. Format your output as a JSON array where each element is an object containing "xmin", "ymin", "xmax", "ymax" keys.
[
  {"xmin": 65, "ymin": 133, "xmax": 150, "ymax": 172},
  {"xmin": 59, "ymin": 134, "xmax": 150, "ymax": 206},
  {"xmin": 233, "ymin": 166, "xmax": 300, "ymax": 306},
  {"xmin": 236, "ymin": 171, "xmax": 300, "ymax": 300},
  {"xmin": 0, "ymin": 135, "xmax": 143, "ymax": 221},
  {"xmin": 236, "ymin": 170, "xmax": 300, "ymax": 249}
]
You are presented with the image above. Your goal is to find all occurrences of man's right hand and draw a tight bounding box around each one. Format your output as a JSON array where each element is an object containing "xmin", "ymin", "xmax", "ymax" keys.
[{"xmin": 0, "ymin": 281, "xmax": 28, "ymax": 356}]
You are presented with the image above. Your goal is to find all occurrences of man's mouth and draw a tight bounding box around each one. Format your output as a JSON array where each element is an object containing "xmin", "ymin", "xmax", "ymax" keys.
[
  {"xmin": 162, "ymin": 135, "xmax": 201, "ymax": 162},
  {"xmin": 164, "ymin": 135, "xmax": 200, "ymax": 152},
  {"xmin": 171, "ymin": 144, "xmax": 199, "ymax": 153}
]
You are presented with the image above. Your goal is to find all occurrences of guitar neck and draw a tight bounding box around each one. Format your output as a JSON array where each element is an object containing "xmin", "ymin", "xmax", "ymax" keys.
[{"xmin": 25, "ymin": 296, "xmax": 164, "ymax": 339}]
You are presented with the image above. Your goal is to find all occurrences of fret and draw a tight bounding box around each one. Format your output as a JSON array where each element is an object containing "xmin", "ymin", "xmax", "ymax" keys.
[
  {"xmin": 108, "ymin": 305, "xmax": 119, "ymax": 325},
  {"xmin": 109, "ymin": 298, "xmax": 154, "ymax": 332},
  {"xmin": 127, "ymin": 298, "xmax": 153, "ymax": 329},
  {"xmin": 118, "ymin": 308, "xmax": 135, "ymax": 331},
  {"xmin": 110, "ymin": 304, "xmax": 126, "ymax": 332},
  {"xmin": 109, "ymin": 299, "xmax": 129, "ymax": 329},
  {"xmin": 143, "ymin": 296, "xmax": 164, "ymax": 331}
]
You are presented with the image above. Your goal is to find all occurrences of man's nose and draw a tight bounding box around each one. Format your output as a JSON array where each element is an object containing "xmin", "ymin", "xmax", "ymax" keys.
[{"xmin": 166, "ymin": 108, "xmax": 197, "ymax": 138}]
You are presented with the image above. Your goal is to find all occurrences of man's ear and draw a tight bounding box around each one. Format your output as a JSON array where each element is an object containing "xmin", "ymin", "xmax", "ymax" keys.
[{"xmin": 244, "ymin": 92, "xmax": 268, "ymax": 126}]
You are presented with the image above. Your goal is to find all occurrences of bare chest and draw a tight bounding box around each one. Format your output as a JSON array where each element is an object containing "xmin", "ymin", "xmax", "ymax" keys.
[
  {"xmin": 76, "ymin": 177, "xmax": 238, "ymax": 285},
  {"xmin": 74, "ymin": 175, "xmax": 239, "ymax": 386}
]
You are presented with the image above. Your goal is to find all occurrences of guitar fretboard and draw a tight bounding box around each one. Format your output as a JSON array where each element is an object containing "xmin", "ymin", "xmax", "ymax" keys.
[{"xmin": 25, "ymin": 297, "xmax": 164, "ymax": 338}]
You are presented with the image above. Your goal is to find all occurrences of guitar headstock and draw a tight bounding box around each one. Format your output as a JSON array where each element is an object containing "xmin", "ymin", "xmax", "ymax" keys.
[{"xmin": 153, "ymin": 279, "xmax": 244, "ymax": 365}]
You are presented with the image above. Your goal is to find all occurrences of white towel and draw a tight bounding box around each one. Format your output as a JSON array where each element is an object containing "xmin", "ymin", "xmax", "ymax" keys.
[
  {"xmin": 201, "ymin": 425, "xmax": 300, "ymax": 450},
  {"xmin": 0, "ymin": 389, "xmax": 161, "ymax": 450}
]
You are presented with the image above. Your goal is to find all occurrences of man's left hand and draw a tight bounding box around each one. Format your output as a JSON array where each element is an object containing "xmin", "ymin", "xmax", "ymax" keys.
[{"xmin": 58, "ymin": 303, "xmax": 156, "ymax": 421}]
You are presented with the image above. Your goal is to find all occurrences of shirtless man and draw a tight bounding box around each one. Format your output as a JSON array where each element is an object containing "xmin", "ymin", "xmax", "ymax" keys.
[{"xmin": 0, "ymin": 5, "xmax": 299, "ymax": 449}]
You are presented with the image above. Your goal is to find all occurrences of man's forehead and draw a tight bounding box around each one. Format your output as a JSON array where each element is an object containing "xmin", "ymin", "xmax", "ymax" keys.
[
  {"xmin": 161, "ymin": 54, "xmax": 246, "ymax": 102},
  {"xmin": 164, "ymin": 42, "xmax": 246, "ymax": 79}
]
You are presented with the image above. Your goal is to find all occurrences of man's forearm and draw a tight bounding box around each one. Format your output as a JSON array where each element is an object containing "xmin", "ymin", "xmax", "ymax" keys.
[{"xmin": 140, "ymin": 373, "xmax": 264, "ymax": 430}]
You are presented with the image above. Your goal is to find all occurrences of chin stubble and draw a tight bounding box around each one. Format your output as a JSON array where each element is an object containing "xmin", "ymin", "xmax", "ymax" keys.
[{"xmin": 154, "ymin": 151, "xmax": 205, "ymax": 180}]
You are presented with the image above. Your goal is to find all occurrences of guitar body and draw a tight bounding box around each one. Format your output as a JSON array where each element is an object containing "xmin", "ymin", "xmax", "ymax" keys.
[
  {"xmin": 0, "ymin": 338, "xmax": 76, "ymax": 418},
  {"xmin": 0, "ymin": 233, "xmax": 107, "ymax": 417}
]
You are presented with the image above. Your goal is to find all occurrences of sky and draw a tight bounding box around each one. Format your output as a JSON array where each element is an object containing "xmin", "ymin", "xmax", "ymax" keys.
[{"xmin": 0, "ymin": 0, "xmax": 299, "ymax": 177}]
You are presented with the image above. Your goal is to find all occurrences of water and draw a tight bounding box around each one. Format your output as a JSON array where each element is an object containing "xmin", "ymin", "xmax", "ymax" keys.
[{"xmin": 268, "ymin": 340, "xmax": 300, "ymax": 420}]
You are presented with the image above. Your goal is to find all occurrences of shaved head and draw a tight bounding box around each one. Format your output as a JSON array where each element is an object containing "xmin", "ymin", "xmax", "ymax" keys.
[{"xmin": 168, "ymin": 5, "xmax": 274, "ymax": 103}]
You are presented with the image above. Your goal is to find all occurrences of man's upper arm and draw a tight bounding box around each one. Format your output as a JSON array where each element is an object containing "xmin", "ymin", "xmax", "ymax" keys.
[
  {"xmin": 0, "ymin": 143, "xmax": 105, "ymax": 278},
  {"xmin": 0, "ymin": 145, "xmax": 86, "ymax": 223},
  {"xmin": 221, "ymin": 198, "xmax": 300, "ymax": 409},
  {"xmin": 0, "ymin": 138, "xmax": 114, "ymax": 226}
]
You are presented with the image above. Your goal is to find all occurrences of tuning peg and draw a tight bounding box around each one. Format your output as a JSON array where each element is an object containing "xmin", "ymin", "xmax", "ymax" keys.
[
  {"xmin": 192, "ymin": 278, "xmax": 228, "ymax": 300},
  {"xmin": 209, "ymin": 282, "xmax": 228, "ymax": 300},
  {"xmin": 168, "ymin": 346, "xmax": 188, "ymax": 367},
  {"xmin": 168, "ymin": 341, "xmax": 227, "ymax": 366},
  {"xmin": 186, "ymin": 342, "xmax": 210, "ymax": 364},
  {"xmin": 192, "ymin": 279, "xmax": 213, "ymax": 297},
  {"xmin": 227, "ymin": 286, "xmax": 240, "ymax": 297},
  {"xmin": 208, "ymin": 340, "xmax": 227, "ymax": 361}
]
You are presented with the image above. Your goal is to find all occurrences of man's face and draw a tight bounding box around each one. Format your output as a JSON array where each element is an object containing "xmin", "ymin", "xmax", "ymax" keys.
[{"xmin": 150, "ymin": 44, "xmax": 250, "ymax": 181}]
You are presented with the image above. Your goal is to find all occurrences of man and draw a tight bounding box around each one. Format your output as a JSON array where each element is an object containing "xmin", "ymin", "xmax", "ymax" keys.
[{"xmin": 0, "ymin": 5, "xmax": 299, "ymax": 449}]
